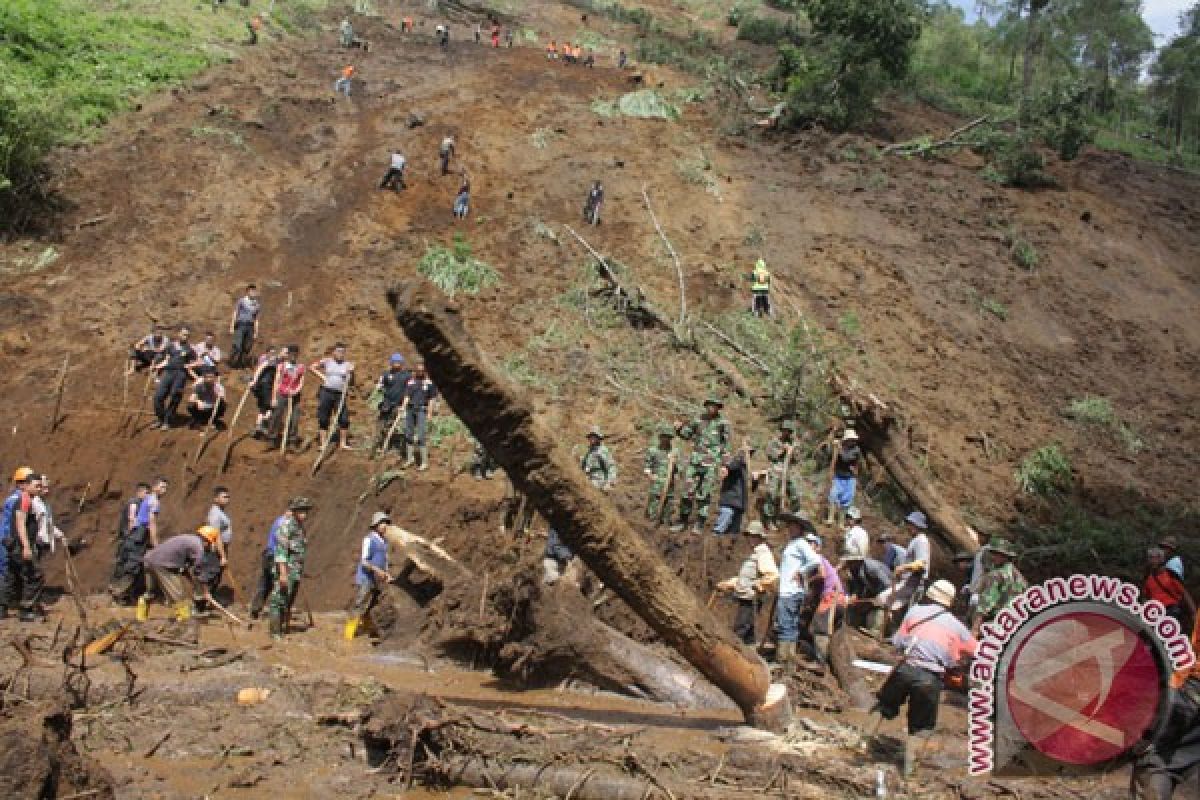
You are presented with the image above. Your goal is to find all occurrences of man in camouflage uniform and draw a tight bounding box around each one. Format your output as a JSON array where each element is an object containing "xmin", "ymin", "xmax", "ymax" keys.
[
  {"xmin": 971, "ymin": 537, "xmax": 1027, "ymax": 635},
  {"xmin": 671, "ymin": 396, "xmax": 732, "ymax": 534},
  {"xmin": 580, "ymin": 427, "xmax": 617, "ymax": 490},
  {"xmin": 268, "ymin": 496, "xmax": 313, "ymax": 640},
  {"xmin": 758, "ymin": 420, "xmax": 802, "ymax": 530},
  {"xmin": 643, "ymin": 426, "xmax": 682, "ymax": 522}
]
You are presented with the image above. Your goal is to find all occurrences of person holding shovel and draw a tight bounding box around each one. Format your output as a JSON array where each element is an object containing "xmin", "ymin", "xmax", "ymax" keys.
[
  {"xmin": 311, "ymin": 344, "xmax": 354, "ymax": 451},
  {"xmin": 345, "ymin": 511, "xmax": 392, "ymax": 640},
  {"xmin": 269, "ymin": 345, "xmax": 305, "ymax": 446},
  {"xmin": 643, "ymin": 426, "xmax": 681, "ymax": 522},
  {"xmin": 373, "ymin": 353, "xmax": 410, "ymax": 455},
  {"xmin": 268, "ymin": 496, "xmax": 313, "ymax": 640},
  {"xmin": 758, "ymin": 420, "xmax": 800, "ymax": 530},
  {"xmin": 715, "ymin": 522, "xmax": 778, "ymax": 645},
  {"xmin": 138, "ymin": 525, "xmax": 221, "ymax": 632},
  {"xmin": 186, "ymin": 368, "xmax": 226, "ymax": 429}
]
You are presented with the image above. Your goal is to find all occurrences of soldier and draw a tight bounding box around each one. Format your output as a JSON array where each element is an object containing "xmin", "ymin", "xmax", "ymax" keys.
[
  {"xmin": 468, "ymin": 436, "xmax": 498, "ymax": 480},
  {"xmin": 758, "ymin": 420, "xmax": 801, "ymax": 530},
  {"xmin": 643, "ymin": 426, "xmax": 681, "ymax": 522},
  {"xmin": 671, "ymin": 396, "xmax": 731, "ymax": 534},
  {"xmin": 268, "ymin": 496, "xmax": 313, "ymax": 640},
  {"xmin": 971, "ymin": 537, "xmax": 1027, "ymax": 635},
  {"xmin": 580, "ymin": 426, "xmax": 617, "ymax": 490}
]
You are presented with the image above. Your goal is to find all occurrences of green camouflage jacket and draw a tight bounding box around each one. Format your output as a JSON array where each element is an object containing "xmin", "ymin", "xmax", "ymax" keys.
[
  {"xmin": 678, "ymin": 416, "xmax": 731, "ymax": 466},
  {"xmin": 976, "ymin": 562, "xmax": 1027, "ymax": 621}
]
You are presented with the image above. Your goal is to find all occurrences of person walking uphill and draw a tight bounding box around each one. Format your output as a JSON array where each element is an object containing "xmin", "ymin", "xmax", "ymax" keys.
[
  {"xmin": 402, "ymin": 360, "xmax": 438, "ymax": 470},
  {"xmin": 671, "ymin": 396, "xmax": 731, "ymax": 534},
  {"xmin": 345, "ymin": 511, "xmax": 391, "ymax": 640},
  {"xmin": 581, "ymin": 427, "xmax": 617, "ymax": 491},
  {"xmin": 229, "ymin": 283, "xmax": 260, "ymax": 367},
  {"xmin": 311, "ymin": 344, "xmax": 354, "ymax": 451},
  {"xmin": 867, "ymin": 579, "xmax": 976, "ymax": 777},
  {"xmin": 643, "ymin": 426, "xmax": 682, "ymax": 522},
  {"xmin": 716, "ymin": 522, "xmax": 778, "ymax": 645},
  {"xmin": 268, "ymin": 497, "xmax": 313, "ymax": 639}
]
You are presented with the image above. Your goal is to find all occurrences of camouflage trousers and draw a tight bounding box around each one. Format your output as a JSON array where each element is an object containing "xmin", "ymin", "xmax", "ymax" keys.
[
  {"xmin": 759, "ymin": 470, "xmax": 801, "ymax": 525},
  {"xmin": 268, "ymin": 572, "xmax": 300, "ymax": 620},
  {"xmin": 676, "ymin": 462, "xmax": 717, "ymax": 525},
  {"xmin": 644, "ymin": 477, "xmax": 677, "ymax": 522}
]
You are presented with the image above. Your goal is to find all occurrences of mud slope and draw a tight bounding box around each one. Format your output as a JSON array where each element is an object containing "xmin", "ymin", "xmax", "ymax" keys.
[{"xmin": 0, "ymin": 0, "xmax": 1197, "ymax": 611}]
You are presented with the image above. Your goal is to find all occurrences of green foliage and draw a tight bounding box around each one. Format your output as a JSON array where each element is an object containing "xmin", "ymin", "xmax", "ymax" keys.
[
  {"xmin": 428, "ymin": 415, "xmax": 465, "ymax": 448},
  {"xmin": 417, "ymin": 236, "xmax": 499, "ymax": 298},
  {"xmin": 1063, "ymin": 395, "xmax": 1116, "ymax": 426},
  {"xmin": 975, "ymin": 130, "xmax": 1054, "ymax": 189},
  {"xmin": 773, "ymin": 0, "xmax": 921, "ymax": 131},
  {"xmin": 765, "ymin": 0, "xmax": 802, "ymax": 9},
  {"xmin": 1015, "ymin": 444, "xmax": 1073, "ymax": 497},
  {"xmin": 979, "ymin": 297, "xmax": 1008, "ymax": 320},
  {"xmin": 1006, "ymin": 231, "xmax": 1039, "ymax": 269},
  {"xmin": 1029, "ymin": 81, "xmax": 1095, "ymax": 160},
  {"xmin": 737, "ymin": 15, "xmax": 803, "ymax": 45},
  {"xmin": 837, "ymin": 311, "xmax": 862, "ymax": 336}
]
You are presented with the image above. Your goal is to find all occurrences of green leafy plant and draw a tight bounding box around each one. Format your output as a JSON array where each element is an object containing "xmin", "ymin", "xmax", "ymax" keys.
[
  {"xmin": 417, "ymin": 236, "xmax": 499, "ymax": 298},
  {"xmin": 1007, "ymin": 232, "xmax": 1039, "ymax": 270},
  {"xmin": 428, "ymin": 415, "xmax": 465, "ymax": 448},
  {"xmin": 1063, "ymin": 395, "xmax": 1116, "ymax": 426},
  {"xmin": 1015, "ymin": 444, "xmax": 1073, "ymax": 497},
  {"xmin": 736, "ymin": 15, "xmax": 803, "ymax": 45}
]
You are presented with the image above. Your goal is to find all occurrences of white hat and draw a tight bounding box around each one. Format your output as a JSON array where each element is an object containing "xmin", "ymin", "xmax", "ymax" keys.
[
  {"xmin": 926, "ymin": 580, "xmax": 956, "ymax": 607},
  {"xmin": 846, "ymin": 506, "xmax": 862, "ymax": 521},
  {"xmin": 804, "ymin": 532, "xmax": 822, "ymax": 547},
  {"xmin": 842, "ymin": 429, "xmax": 859, "ymax": 441},
  {"xmin": 905, "ymin": 511, "xmax": 928, "ymax": 529}
]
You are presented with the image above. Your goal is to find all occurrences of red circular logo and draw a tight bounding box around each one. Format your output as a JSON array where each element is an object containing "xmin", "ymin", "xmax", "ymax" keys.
[{"xmin": 1004, "ymin": 611, "xmax": 1163, "ymax": 765}]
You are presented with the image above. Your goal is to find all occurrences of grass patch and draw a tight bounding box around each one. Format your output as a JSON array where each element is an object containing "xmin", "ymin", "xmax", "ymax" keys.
[
  {"xmin": 837, "ymin": 311, "xmax": 862, "ymax": 337},
  {"xmin": 1006, "ymin": 231, "xmax": 1039, "ymax": 270},
  {"xmin": 190, "ymin": 125, "xmax": 246, "ymax": 149},
  {"xmin": 417, "ymin": 235, "xmax": 499, "ymax": 298},
  {"xmin": 1063, "ymin": 395, "xmax": 1116, "ymax": 427},
  {"xmin": 1015, "ymin": 444, "xmax": 1072, "ymax": 497},
  {"xmin": 428, "ymin": 415, "xmax": 465, "ymax": 448}
]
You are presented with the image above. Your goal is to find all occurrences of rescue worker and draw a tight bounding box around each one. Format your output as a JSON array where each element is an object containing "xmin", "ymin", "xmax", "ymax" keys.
[
  {"xmin": 1144, "ymin": 546, "xmax": 1196, "ymax": 631},
  {"xmin": 758, "ymin": 420, "xmax": 800, "ymax": 529},
  {"xmin": 151, "ymin": 328, "xmax": 202, "ymax": 430},
  {"xmin": 714, "ymin": 444, "xmax": 753, "ymax": 536},
  {"xmin": 452, "ymin": 178, "xmax": 470, "ymax": 220},
  {"xmin": 345, "ymin": 511, "xmax": 391, "ymax": 640},
  {"xmin": 268, "ymin": 497, "xmax": 313, "ymax": 639},
  {"xmin": 809, "ymin": 544, "xmax": 847, "ymax": 668},
  {"xmin": 249, "ymin": 511, "xmax": 288, "ymax": 619},
  {"xmin": 335, "ymin": 64, "xmax": 355, "ymax": 97},
  {"xmin": 643, "ymin": 426, "xmax": 681, "ymax": 522},
  {"xmin": 403, "ymin": 360, "xmax": 439, "ymax": 470},
  {"xmin": 128, "ymin": 329, "xmax": 167, "ymax": 374},
  {"xmin": 581, "ymin": 427, "xmax": 617, "ymax": 490},
  {"xmin": 186, "ymin": 367, "xmax": 226, "ymax": 428},
  {"xmin": 250, "ymin": 345, "xmax": 279, "ymax": 436},
  {"xmin": 268, "ymin": 345, "xmax": 305, "ymax": 444},
  {"xmin": 842, "ymin": 552, "xmax": 892, "ymax": 637},
  {"xmin": 825, "ymin": 429, "xmax": 861, "ymax": 526},
  {"xmin": 546, "ymin": 39, "xmax": 558, "ymax": 60},
  {"xmin": 0, "ymin": 468, "xmax": 37, "ymax": 620},
  {"xmin": 340, "ymin": 17, "xmax": 354, "ymax": 47},
  {"xmin": 1131, "ymin": 614, "xmax": 1200, "ymax": 799},
  {"xmin": 749, "ymin": 258, "xmax": 771, "ymax": 317},
  {"xmin": 583, "ymin": 180, "xmax": 604, "ymax": 225},
  {"xmin": 469, "ymin": 436, "xmax": 498, "ymax": 480},
  {"xmin": 843, "ymin": 506, "xmax": 869, "ymax": 559},
  {"xmin": 439, "ymin": 134, "xmax": 456, "ymax": 175},
  {"xmin": 196, "ymin": 486, "xmax": 233, "ymax": 606},
  {"xmin": 970, "ymin": 537, "xmax": 1028, "ymax": 634},
  {"xmin": 247, "ymin": 13, "xmax": 262, "ymax": 45},
  {"xmin": 139, "ymin": 526, "xmax": 220, "ymax": 629},
  {"xmin": 671, "ymin": 396, "xmax": 731, "ymax": 534},
  {"xmin": 111, "ymin": 482, "xmax": 149, "ymax": 586},
  {"xmin": 716, "ymin": 521, "xmax": 778, "ymax": 645},
  {"xmin": 311, "ymin": 343, "xmax": 355, "ymax": 451},
  {"xmin": 380, "ymin": 150, "xmax": 407, "ymax": 190},
  {"xmin": 774, "ymin": 513, "xmax": 822, "ymax": 675},
  {"xmin": 878, "ymin": 511, "xmax": 931, "ymax": 614},
  {"xmin": 111, "ymin": 477, "xmax": 168, "ymax": 603},
  {"xmin": 867, "ymin": 579, "xmax": 976, "ymax": 777},
  {"xmin": 373, "ymin": 354, "xmax": 410, "ymax": 454},
  {"xmin": 542, "ymin": 527, "xmax": 577, "ymax": 585},
  {"xmin": 228, "ymin": 283, "xmax": 260, "ymax": 367}
]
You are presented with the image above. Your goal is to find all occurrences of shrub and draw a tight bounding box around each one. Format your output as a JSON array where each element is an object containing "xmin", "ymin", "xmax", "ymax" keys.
[
  {"xmin": 1028, "ymin": 80, "xmax": 1094, "ymax": 161},
  {"xmin": 975, "ymin": 131, "xmax": 1055, "ymax": 189},
  {"xmin": 1015, "ymin": 444, "xmax": 1073, "ymax": 497},
  {"xmin": 417, "ymin": 236, "xmax": 499, "ymax": 298},
  {"xmin": 1063, "ymin": 396, "xmax": 1116, "ymax": 426},
  {"xmin": 1006, "ymin": 232, "xmax": 1039, "ymax": 270},
  {"xmin": 737, "ymin": 15, "xmax": 802, "ymax": 45}
]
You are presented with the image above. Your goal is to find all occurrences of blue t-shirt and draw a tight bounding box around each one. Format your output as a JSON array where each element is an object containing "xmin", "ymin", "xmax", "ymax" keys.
[
  {"xmin": 264, "ymin": 514, "xmax": 286, "ymax": 553},
  {"xmin": 135, "ymin": 494, "xmax": 160, "ymax": 528}
]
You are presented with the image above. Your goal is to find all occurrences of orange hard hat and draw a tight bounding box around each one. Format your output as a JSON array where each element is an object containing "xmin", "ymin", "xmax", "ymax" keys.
[
  {"xmin": 12, "ymin": 467, "xmax": 34, "ymax": 482},
  {"xmin": 197, "ymin": 525, "xmax": 220, "ymax": 545}
]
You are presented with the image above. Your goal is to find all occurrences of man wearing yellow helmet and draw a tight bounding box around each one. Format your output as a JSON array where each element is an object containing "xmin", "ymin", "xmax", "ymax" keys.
[{"xmin": 140, "ymin": 525, "xmax": 219, "ymax": 625}]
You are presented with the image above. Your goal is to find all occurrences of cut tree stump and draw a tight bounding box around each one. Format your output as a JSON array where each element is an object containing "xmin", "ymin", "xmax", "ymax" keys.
[{"xmin": 388, "ymin": 285, "xmax": 787, "ymax": 728}]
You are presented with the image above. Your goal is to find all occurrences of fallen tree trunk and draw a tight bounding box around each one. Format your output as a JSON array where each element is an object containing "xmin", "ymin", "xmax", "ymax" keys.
[
  {"xmin": 832, "ymin": 373, "xmax": 980, "ymax": 557},
  {"xmin": 389, "ymin": 286, "xmax": 785, "ymax": 727}
]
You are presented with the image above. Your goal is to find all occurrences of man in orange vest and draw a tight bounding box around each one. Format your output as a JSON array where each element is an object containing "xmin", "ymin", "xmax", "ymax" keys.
[
  {"xmin": 1131, "ymin": 614, "xmax": 1200, "ymax": 798},
  {"xmin": 335, "ymin": 65, "xmax": 355, "ymax": 97}
]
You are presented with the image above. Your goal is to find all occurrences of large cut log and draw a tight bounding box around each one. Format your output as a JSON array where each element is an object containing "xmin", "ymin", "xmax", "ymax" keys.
[
  {"xmin": 832, "ymin": 373, "xmax": 980, "ymax": 557},
  {"xmin": 389, "ymin": 286, "xmax": 787, "ymax": 728}
]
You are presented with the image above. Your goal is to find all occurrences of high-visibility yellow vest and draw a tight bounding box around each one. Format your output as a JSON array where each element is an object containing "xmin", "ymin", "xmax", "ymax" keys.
[{"xmin": 751, "ymin": 265, "xmax": 771, "ymax": 292}]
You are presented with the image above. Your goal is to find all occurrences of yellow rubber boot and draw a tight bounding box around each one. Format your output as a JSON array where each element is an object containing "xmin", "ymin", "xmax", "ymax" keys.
[
  {"xmin": 174, "ymin": 601, "xmax": 192, "ymax": 622},
  {"xmin": 343, "ymin": 616, "xmax": 361, "ymax": 641},
  {"xmin": 135, "ymin": 596, "xmax": 149, "ymax": 622}
]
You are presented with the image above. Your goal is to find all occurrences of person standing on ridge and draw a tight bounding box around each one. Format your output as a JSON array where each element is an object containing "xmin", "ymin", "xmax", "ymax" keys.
[
  {"xmin": 229, "ymin": 283, "xmax": 261, "ymax": 367},
  {"xmin": 581, "ymin": 427, "xmax": 618, "ymax": 491},
  {"xmin": 825, "ymin": 428, "xmax": 861, "ymax": 527},
  {"xmin": 439, "ymin": 134, "xmax": 456, "ymax": 175},
  {"xmin": 583, "ymin": 180, "xmax": 603, "ymax": 225},
  {"xmin": 402, "ymin": 360, "xmax": 438, "ymax": 470},
  {"xmin": 749, "ymin": 258, "xmax": 772, "ymax": 317},
  {"xmin": 671, "ymin": 396, "xmax": 731, "ymax": 534},
  {"xmin": 311, "ymin": 343, "xmax": 355, "ymax": 451}
]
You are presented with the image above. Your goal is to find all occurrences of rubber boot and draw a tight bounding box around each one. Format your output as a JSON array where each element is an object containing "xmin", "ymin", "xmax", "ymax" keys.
[
  {"xmin": 776, "ymin": 641, "xmax": 796, "ymax": 674},
  {"xmin": 174, "ymin": 601, "xmax": 192, "ymax": 622},
  {"xmin": 903, "ymin": 733, "xmax": 918, "ymax": 777},
  {"xmin": 268, "ymin": 612, "xmax": 283, "ymax": 640},
  {"xmin": 418, "ymin": 445, "xmax": 429, "ymax": 471},
  {"xmin": 404, "ymin": 442, "xmax": 415, "ymax": 468},
  {"xmin": 136, "ymin": 595, "xmax": 150, "ymax": 622},
  {"xmin": 343, "ymin": 616, "xmax": 361, "ymax": 641}
]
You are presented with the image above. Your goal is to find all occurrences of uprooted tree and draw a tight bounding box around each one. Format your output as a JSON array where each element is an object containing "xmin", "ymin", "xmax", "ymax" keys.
[{"xmin": 388, "ymin": 284, "xmax": 789, "ymax": 728}]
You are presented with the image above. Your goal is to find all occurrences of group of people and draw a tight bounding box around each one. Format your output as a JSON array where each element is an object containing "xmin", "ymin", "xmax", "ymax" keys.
[
  {"xmin": 378, "ymin": 134, "xmax": 472, "ymax": 220},
  {"xmin": 545, "ymin": 39, "xmax": 596, "ymax": 67}
]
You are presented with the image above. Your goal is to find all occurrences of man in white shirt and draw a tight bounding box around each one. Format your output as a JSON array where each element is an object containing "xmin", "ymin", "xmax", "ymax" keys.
[
  {"xmin": 773, "ymin": 512, "xmax": 822, "ymax": 673},
  {"xmin": 842, "ymin": 506, "xmax": 869, "ymax": 559},
  {"xmin": 879, "ymin": 511, "xmax": 931, "ymax": 612},
  {"xmin": 380, "ymin": 152, "xmax": 407, "ymax": 191},
  {"xmin": 716, "ymin": 522, "xmax": 779, "ymax": 645}
]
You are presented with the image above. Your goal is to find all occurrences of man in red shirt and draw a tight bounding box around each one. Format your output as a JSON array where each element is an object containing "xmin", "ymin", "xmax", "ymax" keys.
[
  {"xmin": 270, "ymin": 345, "xmax": 305, "ymax": 446},
  {"xmin": 1144, "ymin": 546, "xmax": 1196, "ymax": 630}
]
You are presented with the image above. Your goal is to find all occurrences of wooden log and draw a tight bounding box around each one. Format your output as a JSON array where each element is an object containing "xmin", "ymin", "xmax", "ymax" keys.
[
  {"xmin": 389, "ymin": 286, "xmax": 783, "ymax": 727},
  {"xmin": 832, "ymin": 373, "xmax": 980, "ymax": 557}
]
